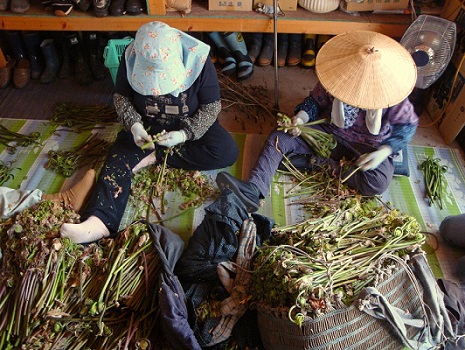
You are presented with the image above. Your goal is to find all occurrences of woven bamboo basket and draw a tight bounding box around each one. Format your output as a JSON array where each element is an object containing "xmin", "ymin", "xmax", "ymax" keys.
[{"xmin": 257, "ymin": 261, "xmax": 424, "ymax": 350}]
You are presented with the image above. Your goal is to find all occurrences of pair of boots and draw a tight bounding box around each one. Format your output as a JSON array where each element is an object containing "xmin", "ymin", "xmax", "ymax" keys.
[
  {"xmin": 247, "ymin": 33, "xmax": 302, "ymax": 67},
  {"xmin": 208, "ymin": 32, "xmax": 254, "ymax": 81},
  {"xmin": 301, "ymin": 34, "xmax": 332, "ymax": 68},
  {"xmin": 62, "ymin": 32, "xmax": 107, "ymax": 84}
]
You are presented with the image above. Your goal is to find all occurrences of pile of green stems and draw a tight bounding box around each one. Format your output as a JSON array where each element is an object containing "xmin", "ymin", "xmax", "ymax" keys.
[
  {"xmin": 419, "ymin": 156, "xmax": 447, "ymax": 209},
  {"xmin": 250, "ymin": 166, "xmax": 425, "ymax": 324},
  {"xmin": 0, "ymin": 202, "xmax": 163, "ymax": 349}
]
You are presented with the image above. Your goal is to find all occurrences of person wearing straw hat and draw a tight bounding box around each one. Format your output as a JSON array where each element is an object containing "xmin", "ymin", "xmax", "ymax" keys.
[
  {"xmin": 215, "ymin": 30, "xmax": 419, "ymax": 213},
  {"xmin": 60, "ymin": 21, "xmax": 239, "ymax": 244}
]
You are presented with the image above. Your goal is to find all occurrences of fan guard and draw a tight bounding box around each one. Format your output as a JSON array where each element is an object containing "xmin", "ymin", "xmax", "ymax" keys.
[{"xmin": 400, "ymin": 15, "xmax": 456, "ymax": 89}]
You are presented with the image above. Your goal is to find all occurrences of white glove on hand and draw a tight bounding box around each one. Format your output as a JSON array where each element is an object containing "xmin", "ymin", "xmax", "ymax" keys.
[
  {"xmin": 157, "ymin": 130, "xmax": 186, "ymax": 148},
  {"xmin": 287, "ymin": 111, "xmax": 309, "ymax": 137},
  {"xmin": 131, "ymin": 122, "xmax": 154, "ymax": 149},
  {"xmin": 357, "ymin": 145, "xmax": 393, "ymax": 171}
]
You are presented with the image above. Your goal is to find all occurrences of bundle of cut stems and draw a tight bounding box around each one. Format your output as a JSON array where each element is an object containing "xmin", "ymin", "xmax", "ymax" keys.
[
  {"xmin": 0, "ymin": 124, "xmax": 41, "ymax": 153},
  {"xmin": 276, "ymin": 113, "xmax": 337, "ymax": 158},
  {"xmin": 250, "ymin": 165, "xmax": 425, "ymax": 324},
  {"xmin": 419, "ymin": 156, "xmax": 447, "ymax": 209},
  {"xmin": 0, "ymin": 201, "xmax": 165, "ymax": 349},
  {"xmin": 51, "ymin": 102, "xmax": 118, "ymax": 132},
  {"xmin": 47, "ymin": 133, "xmax": 111, "ymax": 176}
]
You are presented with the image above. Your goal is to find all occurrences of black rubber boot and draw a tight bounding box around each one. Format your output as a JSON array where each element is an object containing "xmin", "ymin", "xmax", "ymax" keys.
[
  {"xmin": 256, "ymin": 33, "xmax": 273, "ymax": 67},
  {"xmin": 39, "ymin": 38, "xmax": 60, "ymax": 84},
  {"xmin": 22, "ymin": 31, "xmax": 44, "ymax": 80},
  {"xmin": 93, "ymin": 0, "xmax": 109, "ymax": 17},
  {"xmin": 83, "ymin": 32, "xmax": 106, "ymax": 81},
  {"xmin": 287, "ymin": 34, "xmax": 302, "ymax": 66},
  {"xmin": 247, "ymin": 32, "xmax": 263, "ymax": 64},
  {"xmin": 277, "ymin": 33, "xmax": 288, "ymax": 67},
  {"xmin": 52, "ymin": 32, "xmax": 73, "ymax": 79},
  {"xmin": 6, "ymin": 31, "xmax": 27, "ymax": 62},
  {"xmin": 66, "ymin": 32, "xmax": 93, "ymax": 86}
]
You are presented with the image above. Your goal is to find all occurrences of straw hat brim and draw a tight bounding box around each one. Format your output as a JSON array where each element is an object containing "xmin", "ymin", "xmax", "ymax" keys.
[{"xmin": 315, "ymin": 31, "xmax": 417, "ymax": 110}]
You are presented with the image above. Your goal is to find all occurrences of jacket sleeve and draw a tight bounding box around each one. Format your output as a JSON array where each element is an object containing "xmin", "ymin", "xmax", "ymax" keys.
[
  {"xmin": 113, "ymin": 93, "xmax": 142, "ymax": 131},
  {"xmin": 293, "ymin": 81, "xmax": 330, "ymax": 122},
  {"xmin": 180, "ymin": 100, "xmax": 221, "ymax": 141},
  {"xmin": 381, "ymin": 98, "xmax": 419, "ymax": 154}
]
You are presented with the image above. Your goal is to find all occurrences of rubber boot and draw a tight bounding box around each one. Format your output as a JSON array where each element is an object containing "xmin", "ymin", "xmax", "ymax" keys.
[
  {"xmin": 22, "ymin": 31, "xmax": 44, "ymax": 80},
  {"xmin": 247, "ymin": 32, "xmax": 263, "ymax": 64},
  {"xmin": 317, "ymin": 34, "xmax": 332, "ymax": 52},
  {"xmin": 6, "ymin": 31, "xmax": 28, "ymax": 62},
  {"xmin": 66, "ymin": 32, "xmax": 93, "ymax": 86},
  {"xmin": 223, "ymin": 32, "xmax": 254, "ymax": 81},
  {"xmin": 53, "ymin": 33, "xmax": 73, "ymax": 79},
  {"xmin": 40, "ymin": 38, "xmax": 60, "ymax": 84},
  {"xmin": 202, "ymin": 32, "xmax": 217, "ymax": 64},
  {"xmin": 256, "ymin": 33, "xmax": 273, "ymax": 67},
  {"xmin": 209, "ymin": 32, "xmax": 236, "ymax": 76},
  {"xmin": 287, "ymin": 34, "xmax": 302, "ymax": 66},
  {"xmin": 277, "ymin": 33, "xmax": 288, "ymax": 67},
  {"xmin": 301, "ymin": 34, "xmax": 316, "ymax": 68},
  {"xmin": 83, "ymin": 32, "xmax": 106, "ymax": 80}
]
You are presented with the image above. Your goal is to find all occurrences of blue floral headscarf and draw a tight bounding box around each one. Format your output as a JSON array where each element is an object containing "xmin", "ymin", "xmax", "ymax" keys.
[{"xmin": 125, "ymin": 21, "xmax": 210, "ymax": 97}]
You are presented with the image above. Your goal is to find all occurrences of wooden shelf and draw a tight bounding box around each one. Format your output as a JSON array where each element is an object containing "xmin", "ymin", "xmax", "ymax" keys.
[{"xmin": 0, "ymin": 1, "xmax": 415, "ymax": 36}]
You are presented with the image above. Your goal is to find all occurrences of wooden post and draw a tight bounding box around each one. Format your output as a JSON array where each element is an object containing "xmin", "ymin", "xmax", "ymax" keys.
[{"xmin": 147, "ymin": 0, "xmax": 166, "ymax": 15}]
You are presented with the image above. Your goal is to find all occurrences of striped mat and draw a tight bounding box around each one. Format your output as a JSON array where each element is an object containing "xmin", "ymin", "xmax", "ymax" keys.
[{"xmin": 2, "ymin": 119, "xmax": 465, "ymax": 283}]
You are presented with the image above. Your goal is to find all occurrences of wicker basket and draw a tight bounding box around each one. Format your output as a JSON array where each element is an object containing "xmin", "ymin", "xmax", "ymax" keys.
[
  {"xmin": 257, "ymin": 261, "xmax": 424, "ymax": 350},
  {"xmin": 298, "ymin": 0, "xmax": 339, "ymax": 13}
]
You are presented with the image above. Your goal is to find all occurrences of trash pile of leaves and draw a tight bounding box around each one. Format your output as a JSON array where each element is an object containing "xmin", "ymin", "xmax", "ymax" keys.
[
  {"xmin": 249, "ymin": 164, "xmax": 426, "ymax": 325},
  {"xmin": 0, "ymin": 201, "xmax": 163, "ymax": 349}
]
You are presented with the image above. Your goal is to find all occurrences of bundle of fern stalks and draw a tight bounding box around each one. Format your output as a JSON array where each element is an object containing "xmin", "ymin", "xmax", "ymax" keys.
[
  {"xmin": 0, "ymin": 201, "xmax": 164, "ymax": 350},
  {"xmin": 249, "ymin": 161, "xmax": 426, "ymax": 325}
]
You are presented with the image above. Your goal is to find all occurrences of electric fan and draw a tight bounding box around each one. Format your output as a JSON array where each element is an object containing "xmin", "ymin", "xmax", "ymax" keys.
[{"xmin": 400, "ymin": 14, "xmax": 456, "ymax": 89}]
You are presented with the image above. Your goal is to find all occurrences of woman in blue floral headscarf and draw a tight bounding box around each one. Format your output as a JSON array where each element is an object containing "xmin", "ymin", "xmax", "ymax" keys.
[{"xmin": 61, "ymin": 21, "xmax": 238, "ymax": 244}]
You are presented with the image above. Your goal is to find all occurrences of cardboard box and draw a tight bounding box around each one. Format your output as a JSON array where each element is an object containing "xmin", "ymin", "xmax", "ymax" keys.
[
  {"xmin": 258, "ymin": 0, "xmax": 297, "ymax": 11},
  {"xmin": 426, "ymin": 61, "xmax": 465, "ymax": 145},
  {"xmin": 345, "ymin": 0, "xmax": 408, "ymax": 12},
  {"xmin": 208, "ymin": 0, "xmax": 252, "ymax": 11}
]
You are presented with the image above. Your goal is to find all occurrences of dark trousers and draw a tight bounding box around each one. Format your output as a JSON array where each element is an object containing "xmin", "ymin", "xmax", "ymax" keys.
[{"xmin": 82, "ymin": 120, "xmax": 238, "ymax": 233}]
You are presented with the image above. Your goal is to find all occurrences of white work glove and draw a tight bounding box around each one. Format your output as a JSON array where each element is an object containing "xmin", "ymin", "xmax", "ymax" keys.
[
  {"xmin": 131, "ymin": 122, "xmax": 154, "ymax": 150},
  {"xmin": 287, "ymin": 110, "xmax": 309, "ymax": 137},
  {"xmin": 357, "ymin": 145, "xmax": 393, "ymax": 171},
  {"xmin": 157, "ymin": 130, "xmax": 187, "ymax": 148}
]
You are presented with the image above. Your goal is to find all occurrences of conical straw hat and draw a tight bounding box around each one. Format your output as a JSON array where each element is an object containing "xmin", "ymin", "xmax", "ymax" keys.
[{"xmin": 315, "ymin": 31, "xmax": 417, "ymax": 110}]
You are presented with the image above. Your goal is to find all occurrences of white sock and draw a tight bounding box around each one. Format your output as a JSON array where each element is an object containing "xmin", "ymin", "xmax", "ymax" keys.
[{"xmin": 61, "ymin": 215, "xmax": 110, "ymax": 244}]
